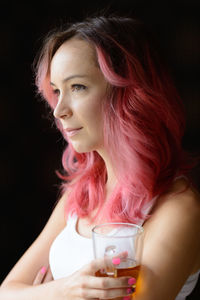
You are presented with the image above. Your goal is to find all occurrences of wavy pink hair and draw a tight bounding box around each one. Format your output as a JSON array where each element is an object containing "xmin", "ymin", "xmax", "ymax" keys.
[{"xmin": 34, "ymin": 16, "xmax": 193, "ymax": 224}]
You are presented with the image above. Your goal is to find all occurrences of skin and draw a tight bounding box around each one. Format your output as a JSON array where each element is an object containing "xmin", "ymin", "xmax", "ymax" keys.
[
  {"xmin": 1, "ymin": 37, "xmax": 200, "ymax": 300},
  {"xmin": 50, "ymin": 38, "xmax": 117, "ymax": 190},
  {"xmin": 50, "ymin": 38, "xmax": 107, "ymax": 154}
]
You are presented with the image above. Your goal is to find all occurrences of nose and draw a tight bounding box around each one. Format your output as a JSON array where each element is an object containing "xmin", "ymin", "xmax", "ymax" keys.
[{"xmin": 53, "ymin": 95, "xmax": 72, "ymax": 120}]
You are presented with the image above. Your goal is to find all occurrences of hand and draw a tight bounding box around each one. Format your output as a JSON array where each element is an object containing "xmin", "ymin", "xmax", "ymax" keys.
[
  {"xmin": 53, "ymin": 256, "xmax": 136, "ymax": 300},
  {"xmin": 33, "ymin": 265, "xmax": 53, "ymax": 285}
]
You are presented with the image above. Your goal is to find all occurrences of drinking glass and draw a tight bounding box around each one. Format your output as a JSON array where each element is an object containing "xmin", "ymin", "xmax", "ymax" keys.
[{"xmin": 92, "ymin": 222, "xmax": 144, "ymax": 286}]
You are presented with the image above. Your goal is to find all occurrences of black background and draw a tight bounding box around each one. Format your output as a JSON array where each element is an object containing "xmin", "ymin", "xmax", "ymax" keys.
[{"xmin": 1, "ymin": 0, "xmax": 200, "ymax": 298}]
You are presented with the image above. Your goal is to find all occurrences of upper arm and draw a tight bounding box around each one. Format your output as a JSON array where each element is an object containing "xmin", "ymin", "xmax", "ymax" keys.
[
  {"xmin": 136, "ymin": 186, "xmax": 200, "ymax": 300},
  {"xmin": 1, "ymin": 192, "xmax": 68, "ymax": 286}
]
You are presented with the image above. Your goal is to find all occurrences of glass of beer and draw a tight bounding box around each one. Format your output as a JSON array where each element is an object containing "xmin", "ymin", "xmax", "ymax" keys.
[{"xmin": 92, "ymin": 222, "xmax": 144, "ymax": 288}]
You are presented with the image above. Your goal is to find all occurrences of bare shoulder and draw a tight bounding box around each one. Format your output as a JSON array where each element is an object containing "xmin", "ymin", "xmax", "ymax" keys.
[
  {"xmin": 42, "ymin": 190, "xmax": 69, "ymax": 229},
  {"xmin": 147, "ymin": 177, "xmax": 200, "ymax": 227},
  {"xmin": 139, "ymin": 178, "xmax": 200, "ymax": 299},
  {"xmin": 144, "ymin": 177, "xmax": 200, "ymax": 247},
  {"xmin": 36, "ymin": 189, "xmax": 69, "ymax": 241}
]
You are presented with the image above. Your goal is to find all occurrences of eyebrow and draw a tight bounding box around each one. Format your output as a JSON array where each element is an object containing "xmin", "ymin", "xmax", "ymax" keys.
[{"xmin": 50, "ymin": 74, "xmax": 89, "ymax": 86}]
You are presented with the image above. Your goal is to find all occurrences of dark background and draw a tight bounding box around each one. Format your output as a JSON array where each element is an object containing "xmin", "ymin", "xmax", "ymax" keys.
[{"xmin": 0, "ymin": 0, "xmax": 200, "ymax": 298}]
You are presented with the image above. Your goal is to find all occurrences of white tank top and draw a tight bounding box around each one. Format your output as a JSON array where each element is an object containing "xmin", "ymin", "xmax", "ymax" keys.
[{"xmin": 49, "ymin": 213, "xmax": 200, "ymax": 300}]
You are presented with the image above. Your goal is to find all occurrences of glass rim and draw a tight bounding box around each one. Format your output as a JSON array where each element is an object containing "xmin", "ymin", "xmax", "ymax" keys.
[{"xmin": 92, "ymin": 222, "xmax": 144, "ymax": 239}]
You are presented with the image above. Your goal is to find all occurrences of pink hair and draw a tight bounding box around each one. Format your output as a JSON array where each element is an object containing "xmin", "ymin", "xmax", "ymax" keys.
[{"xmin": 34, "ymin": 18, "xmax": 194, "ymax": 224}]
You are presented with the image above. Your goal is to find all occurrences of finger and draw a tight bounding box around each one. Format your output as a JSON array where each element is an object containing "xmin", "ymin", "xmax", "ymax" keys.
[
  {"xmin": 82, "ymin": 257, "xmax": 113, "ymax": 276},
  {"xmin": 115, "ymin": 251, "xmax": 128, "ymax": 259},
  {"xmin": 83, "ymin": 275, "xmax": 133, "ymax": 289},
  {"xmin": 80, "ymin": 287, "xmax": 133, "ymax": 299},
  {"xmin": 33, "ymin": 266, "xmax": 46, "ymax": 285},
  {"xmin": 43, "ymin": 266, "xmax": 54, "ymax": 283}
]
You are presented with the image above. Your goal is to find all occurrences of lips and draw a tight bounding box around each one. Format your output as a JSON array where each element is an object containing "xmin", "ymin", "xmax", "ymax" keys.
[{"xmin": 64, "ymin": 127, "xmax": 83, "ymax": 137}]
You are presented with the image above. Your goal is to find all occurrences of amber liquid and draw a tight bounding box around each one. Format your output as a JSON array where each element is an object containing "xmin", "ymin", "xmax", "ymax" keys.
[
  {"xmin": 95, "ymin": 258, "xmax": 140, "ymax": 280},
  {"xmin": 95, "ymin": 258, "xmax": 140, "ymax": 300}
]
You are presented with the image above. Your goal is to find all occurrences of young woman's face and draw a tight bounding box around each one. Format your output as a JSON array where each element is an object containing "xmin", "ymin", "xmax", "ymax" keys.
[{"xmin": 50, "ymin": 38, "xmax": 108, "ymax": 153}]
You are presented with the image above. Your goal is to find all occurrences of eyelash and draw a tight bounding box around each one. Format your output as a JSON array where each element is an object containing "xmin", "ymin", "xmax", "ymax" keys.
[
  {"xmin": 53, "ymin": 89, "xmax": 60, "ymax": 96},
  {"xmin": 71, "ymin": 84, "xmax": 86, "ymax": 92},
  {"xmin": 52, "ymin": 84, "xmax": 86, "ymax": 96}
]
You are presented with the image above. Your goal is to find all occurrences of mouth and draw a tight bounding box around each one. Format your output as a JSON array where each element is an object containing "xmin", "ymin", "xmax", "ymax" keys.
[{"xmin": 64, "ymin": 127, "xmax": 83, "ymax": 137}]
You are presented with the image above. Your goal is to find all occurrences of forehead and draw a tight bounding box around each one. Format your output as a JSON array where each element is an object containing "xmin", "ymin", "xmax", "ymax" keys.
[{"xmin": 50, "ymin": 38, "xmax": 98, "ymax": 79}]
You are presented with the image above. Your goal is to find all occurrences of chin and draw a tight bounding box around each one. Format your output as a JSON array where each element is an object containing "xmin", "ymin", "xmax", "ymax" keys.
[{"xmin": 71, "ymin": 142, "xmax": 95, "ymax": 154}]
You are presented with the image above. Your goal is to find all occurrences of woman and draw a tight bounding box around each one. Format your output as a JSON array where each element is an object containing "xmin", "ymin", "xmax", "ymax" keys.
[{"xmin": 1, "ymin": 15, "xmax": 200, "ymax": 300}]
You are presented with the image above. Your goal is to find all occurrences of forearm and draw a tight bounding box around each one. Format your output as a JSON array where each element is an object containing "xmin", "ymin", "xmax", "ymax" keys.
[{"xmin": 0, "ymin": 280, "xmax": 56, "ymax": 300}]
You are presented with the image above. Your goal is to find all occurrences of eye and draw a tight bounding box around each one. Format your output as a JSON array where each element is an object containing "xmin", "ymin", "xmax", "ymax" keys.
[
  {"xmin": 71, "ymin": 84, "xmax": 86, "ymax": 92},
  {"xmin": 52, "ymin": 89, "xmax": 60, "ymax": 96}
]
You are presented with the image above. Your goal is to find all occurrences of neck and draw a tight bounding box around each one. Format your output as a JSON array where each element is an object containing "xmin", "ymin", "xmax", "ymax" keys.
[{"xmin": 97, "ymin": 148, "xmax": 117, "ymax": 196}]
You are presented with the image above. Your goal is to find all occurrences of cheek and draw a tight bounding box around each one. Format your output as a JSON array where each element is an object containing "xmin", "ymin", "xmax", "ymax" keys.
[
  {"xmin": 78, "ymin": 97, "xmax": 104, "ymax": 125},
  {"xmin": 88, "ymin": 104, "xmax": 103, "ymax": 130}
]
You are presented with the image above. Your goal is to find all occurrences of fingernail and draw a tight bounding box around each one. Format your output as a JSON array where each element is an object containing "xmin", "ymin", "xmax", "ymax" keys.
[
  {"xmin": 112, "ymin": 257, "xmax": 121, "ymax": 265},
  {"xmin": 40, "ymin": 266, "xmax": 46, "ymax": 274},
  {"xmin": 126, "ymin": 288, "xmax": 132, "ymax": 294},
  {"xmin": 123, "ymin": 296, "xmax": 131, "ymax": 300},
  {"xmin": 128, "ymin": 277, "xmax": 136, "ymax": 285}
]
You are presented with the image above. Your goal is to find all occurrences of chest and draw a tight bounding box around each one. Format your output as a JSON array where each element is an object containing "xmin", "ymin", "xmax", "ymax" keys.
[
  {"xmin": 49, "ymin": 215, "xmax": 94, "ymax": 280},
  {"xmin": 76, "ymin": 217, "xmax": 97, "ymax": 238}
]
